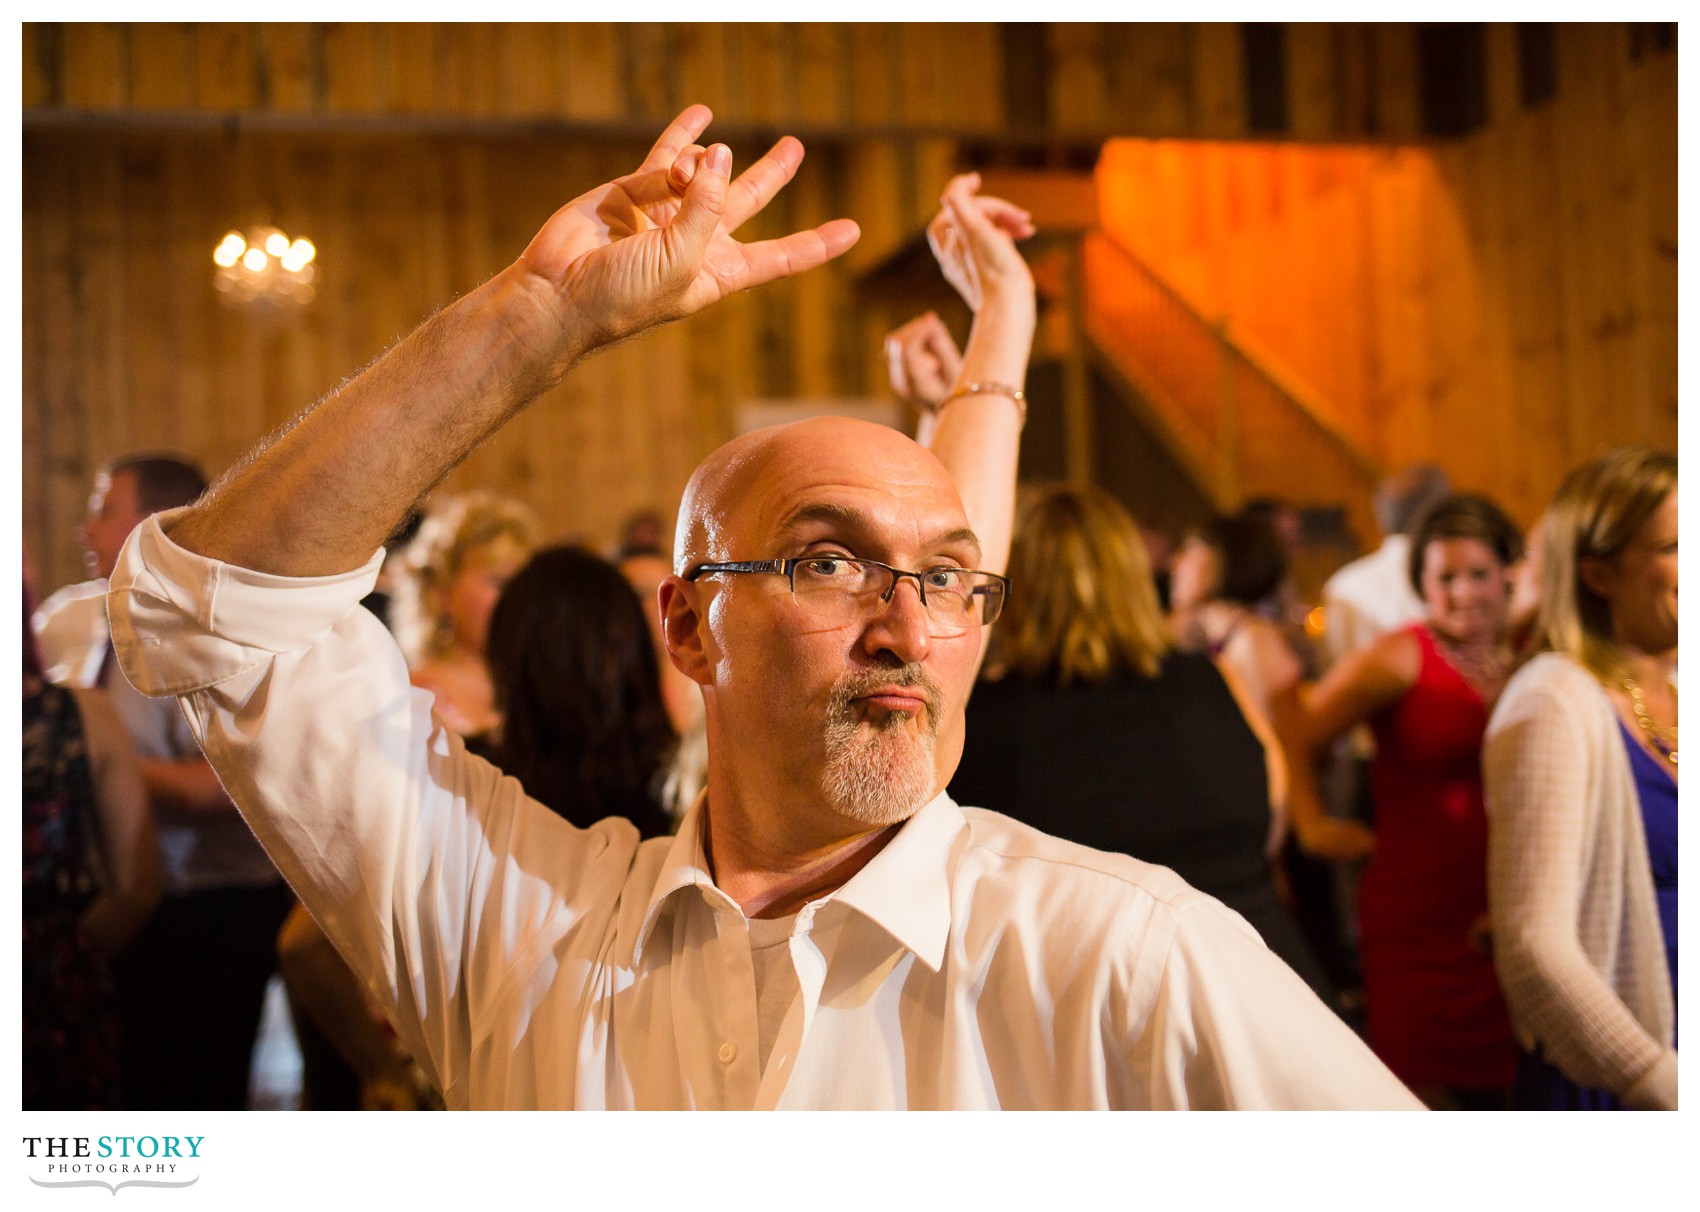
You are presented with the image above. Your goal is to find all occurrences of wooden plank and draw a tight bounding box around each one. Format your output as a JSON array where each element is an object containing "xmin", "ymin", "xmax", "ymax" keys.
[
  {"xmin": 387, "ymin": 22, "xmax": 442, "ymax": 113},
  {"xmin": 1333, "ymin": 23, "xmax": 1375, "ymax": 137},
  {"xmin": 1483, "ymin": 22, "xmax": 1520, "ymax": 129},
  {"xmin": 193, "ymin": 23, "xmax": 259, "ymax": 110},
  {"xmin": 258, "ymin": 23, "xmax": 315, "ymax": 113},
  {"xmin": 62, "ymin": 23, "xmax": 129, "ymax": 108},
  {"xmin": 624, "ymin": 23, "xmax": 674, "ymax": 122},
  {"xmin": 1369, "ymin": 22, "xmax": 1421, "ymax": 137},
  {"xmin": 793, "ymin": 23, "xmax": 848, "ymax": 127},
  {"xmin": 319, "ymin": 22, "xmax": 386, "ymax": 113},
  {"xmin": 76, "ymin": 139, "xmax": 133, "ymax": 461},
  {"xmin": 563, "ymin": 23, "xmax": 625, "ymax": 121},
  {"xmin": 22, "ymin": 23, "xmax": 62, "ymax": 108},
  {"xmin": 1191, "ymin": 21, "xmax": 1246, "ymax": 138},
  {"xmin": 33, "ymin": 136, "xmax": 95, "ymax": 593},
  {"xmin": 674, "ymin": 23, "xmax": 735, "ymax": 117},
  {"xmin": 1047, "ymin": 23, "xmax": 1108, "ymax": 134},
  {"xmin": 1286, "ymin": 21, "xmax": 1337, "ymax": 139},
  {"xmin": 897, "ymin": 23, "xmax": 946, "ymax": 129},
  {"xmin": 842, "ymin": 138, "xmax": 906, "ymax": 273},
  {"xmin": 848, "ymin": 24, "xmax": 898, "ymax": 126},
  {"xmin": 128, "ymin": 22, "xmax": 194, "ymax": 109},
  {"xmin": 1128, "ymin": 23, "xmax": 1193, "ymax": 136},
  {"xmin": 737, "ymin": 23, "xmax": 794, "ymax": 125},
  {"xmin": 461, "ymin": 23, "xmax": 504, "ymax": 117},
  {"xmin": 497, "ymin": 23, "xmax": 565, "ymax": 117},
  {"xmin": 947, "ymin": 23, "xmax": 1004, "ymax": 133}
]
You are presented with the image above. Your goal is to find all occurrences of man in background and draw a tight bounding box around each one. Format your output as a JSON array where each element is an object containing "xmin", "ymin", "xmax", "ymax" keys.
[
  {"xmin": 1320, "ymin": 463, "xmax": 1451, "ymax": 667},
  {"xmin": 35, "ymin": 452, "xmax": 289, "ymax": 1109}
]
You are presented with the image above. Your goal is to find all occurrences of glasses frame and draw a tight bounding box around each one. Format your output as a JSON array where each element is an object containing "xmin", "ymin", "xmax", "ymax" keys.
[{"xmin": 685, "ymin": 557, "xmax": 1010, "ymax": 629}]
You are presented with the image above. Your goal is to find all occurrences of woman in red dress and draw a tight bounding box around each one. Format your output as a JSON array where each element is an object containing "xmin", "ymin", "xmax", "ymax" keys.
[{"xmin": 1286, "ymin": 494, "xmax": 1525, "ymax": 1108}]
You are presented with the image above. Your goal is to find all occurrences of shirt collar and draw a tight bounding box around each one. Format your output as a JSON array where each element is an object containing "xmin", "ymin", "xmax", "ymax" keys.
[
  {"xmin": 825, "ymin": 791, "xmax": 960, "ymax": 972},
  {"xmin": 630, "ymin": 790, "xmax": 964, "ymax": 973},
  {"xmin": 631, "ymin": 792, "xmax": 726, "ymax": 967}
]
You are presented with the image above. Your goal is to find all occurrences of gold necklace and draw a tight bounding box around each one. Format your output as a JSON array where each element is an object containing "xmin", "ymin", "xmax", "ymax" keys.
[{"xmin": 1622, "ymin": 675, "xmax": 1677, "ymax": 766}]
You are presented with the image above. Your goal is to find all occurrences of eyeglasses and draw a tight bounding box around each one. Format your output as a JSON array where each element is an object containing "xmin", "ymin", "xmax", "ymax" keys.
[{"xmin": 685, "ymin": 556, "xmax": 1009, "ymax": 636}]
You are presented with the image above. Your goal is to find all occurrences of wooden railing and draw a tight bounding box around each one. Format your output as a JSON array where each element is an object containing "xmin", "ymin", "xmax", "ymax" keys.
[{"xmin": 1080, "ymin": 229, "xmax": 1380, "ymax": 538}]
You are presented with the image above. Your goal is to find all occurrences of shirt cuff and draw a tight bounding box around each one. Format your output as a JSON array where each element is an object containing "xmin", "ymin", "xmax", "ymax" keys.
[
  {"xmin": 108, "ymin": 508, "xmax": 386, "ymax": 697},
  {"xmin": 1622, "ymin": 1048, "xmax": 1678, "ymax": 1110}
]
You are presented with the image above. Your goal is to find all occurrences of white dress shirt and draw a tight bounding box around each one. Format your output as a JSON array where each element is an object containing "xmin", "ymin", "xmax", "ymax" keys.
[
  {"xmin": 110, "ymin": 510, "xmax": 1418, "ymax": 1110},
  {"xmin": 35, "ymin": 574, "xmax": 281, "ymax": 895},
  {"xmin": 1320, "ymin": 535, "xmax": 1425, "ymax": 669}
]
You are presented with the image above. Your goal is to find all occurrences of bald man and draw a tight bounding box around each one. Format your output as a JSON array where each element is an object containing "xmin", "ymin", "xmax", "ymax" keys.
[{"xmin": 110, "ymin": 109, "xmax": 1415, "ymax": 1109}]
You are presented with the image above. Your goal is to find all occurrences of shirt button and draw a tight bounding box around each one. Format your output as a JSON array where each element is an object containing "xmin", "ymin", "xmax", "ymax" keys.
[{"xmin": 718, "ymin": 1043, "xmax": 738, "ymax": 1064}]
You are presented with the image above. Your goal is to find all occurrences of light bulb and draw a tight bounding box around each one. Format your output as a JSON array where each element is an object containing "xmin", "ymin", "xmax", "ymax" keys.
[
  {"xmin": 242, "ymin": 248, "xmax": 269, "ymax": 272},
  {"xmin": 290, "ymin": 238, "xmax": 316, "ymax": 264},
  {"xmin": 264, "ymin": 232, "xmax": 291, "ymax": 257}
]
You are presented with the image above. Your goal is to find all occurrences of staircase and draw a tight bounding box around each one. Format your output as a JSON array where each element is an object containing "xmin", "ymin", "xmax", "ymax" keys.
[{"xmin": 1079, "ymin": 229, "xmax": 1381, "ymax": 544}]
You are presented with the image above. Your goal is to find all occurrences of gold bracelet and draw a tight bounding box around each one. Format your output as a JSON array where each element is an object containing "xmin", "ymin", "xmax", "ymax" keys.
[{"xmin": 934, "ymin": 381, "xmax": 1027, "ymax": 428}]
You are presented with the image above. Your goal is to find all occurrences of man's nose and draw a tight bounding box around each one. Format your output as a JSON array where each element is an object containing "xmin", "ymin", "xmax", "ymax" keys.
[{"xmin": 860, "ymin": 575, "xmax": 933, "ymax": 665}]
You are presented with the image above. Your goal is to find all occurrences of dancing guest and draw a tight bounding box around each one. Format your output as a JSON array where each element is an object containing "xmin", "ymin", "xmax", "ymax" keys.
[
  {"xmin": 1288, "ymin": 494, "xmax": 1525, "ymax": 1107},
  {"xmin": 23, "ymin": 580, "xmax": 159, "ymax": 1108},
  {"xmin": 474, "ymin": 545, "xmax": 677, "ymax": 840},
  {"xmin": 108, "ymin": 112, "xmax": 1414, "ymax": 1107},
  {"xmin": 947, "ymin": 483, "xmax": 1328, "ymax": 997},
  {"xmin": 1484, "ymin": 448, "xmax": 1677, "ymax": 1110},
  {"xmin": 392, "ymin": 491, "xmax": 540, "ymax": 737},
  {"xmin": 1168, "ymin": 512, "xmax": 1304, "ymax": 731}
]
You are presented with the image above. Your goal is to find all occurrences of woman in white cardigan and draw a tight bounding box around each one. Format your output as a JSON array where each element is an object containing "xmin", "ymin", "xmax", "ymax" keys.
[{"xmin": 1483, "ymin": 448, "xmax": 1677, "ymax": 1110}]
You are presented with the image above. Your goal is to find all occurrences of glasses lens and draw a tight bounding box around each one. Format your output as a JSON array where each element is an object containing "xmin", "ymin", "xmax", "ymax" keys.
[
  {"xmin": 789, "ymin": 560, "xmax": 1002, "ymax": 634},
  {"xmin": 789, "ymin": 557, "xmax": 885, "ymax": 622}
]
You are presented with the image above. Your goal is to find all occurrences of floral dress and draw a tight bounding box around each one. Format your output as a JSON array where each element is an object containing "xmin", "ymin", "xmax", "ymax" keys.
[{"xmin": 22, "ymin": 681, "xmax": 124, "ymax": 1108}]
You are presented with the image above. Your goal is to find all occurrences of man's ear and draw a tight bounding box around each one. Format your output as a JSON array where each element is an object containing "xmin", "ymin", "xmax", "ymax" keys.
[
  {"xmin": 659, "ymin": 576, "xmax": 713, "ymax": 685},
  {"xmin": 1577, "ymin": 554, "xmax": 1615, "ymax": 602}
]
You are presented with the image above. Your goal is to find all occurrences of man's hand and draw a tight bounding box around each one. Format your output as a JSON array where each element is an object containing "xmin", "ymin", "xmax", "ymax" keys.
[
  {"xmin": 161, "ymin": 106, "xmax": 857, "ymax": 579},
  {"xmin": 514, "ymin": 104, "xmax": 861, "ymax": 371},
  {"xmin": 885, "ymin": 312, "xmax": 963, "ymax": 412}
]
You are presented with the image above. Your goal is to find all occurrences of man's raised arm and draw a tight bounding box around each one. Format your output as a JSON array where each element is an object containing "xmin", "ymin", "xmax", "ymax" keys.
[{"xmin": 168, "ymin": 106, "xmax": 858, "ymax": 577}]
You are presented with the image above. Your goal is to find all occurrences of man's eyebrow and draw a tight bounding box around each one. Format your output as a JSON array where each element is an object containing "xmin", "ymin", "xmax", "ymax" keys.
[{"xmin": 773, "ymin": 502, "xmax": 982, "ymax": 561}]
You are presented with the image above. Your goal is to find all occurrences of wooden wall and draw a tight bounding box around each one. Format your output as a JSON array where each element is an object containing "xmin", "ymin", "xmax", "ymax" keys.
[
  {"xmin": 22, "ymin": 22, "xmax": 1677, "ymax": 591},
  {"xmin": 21, "ymin": 126, "xmax": 919, "ymax": 593},
  {"xmin": 21, "ymin": 22, "xmax": 1429, "ymax": 143},
  {"xmin": 1095, "ymin": 23, "xmax": 1677, "ymax": 527}
]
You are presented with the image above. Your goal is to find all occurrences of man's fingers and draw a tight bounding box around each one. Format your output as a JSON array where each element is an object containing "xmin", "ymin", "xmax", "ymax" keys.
[
  {"xmin": 664, "ymin": 144, "xmax": 733, "ymax": 269},
  {"xmin": 670, "ymin": 144, "xmax": 709, "ymax": 192},
  {"xmin": 723, "ymin": 136, "xmax": 806, "ymax": 232},
  {"xmin": 732, "ymin": 219, "xmax": 861, "ymax": 291},
  {"xmin": 640, "ymin": 104, "xmax": 715, "ymax": 172}
]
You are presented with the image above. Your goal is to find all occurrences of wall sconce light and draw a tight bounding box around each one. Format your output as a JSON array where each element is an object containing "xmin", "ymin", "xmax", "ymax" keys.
[{"xmin": 213, "ymin": 226, "xmax": 316, "ymax": 307}]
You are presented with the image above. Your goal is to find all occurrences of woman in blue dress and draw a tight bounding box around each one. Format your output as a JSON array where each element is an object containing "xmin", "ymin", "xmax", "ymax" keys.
[{"xmin": 1483, "ymin": 448, "xmax": 1677, "ymax": 1109}]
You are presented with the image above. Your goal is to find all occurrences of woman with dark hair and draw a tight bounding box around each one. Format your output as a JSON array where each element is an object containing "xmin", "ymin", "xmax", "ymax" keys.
[
  {"xmin": 1168, "ymin": 512, "xmax": 1305, "ymax": 736},
  {"xmin": 1287, "ymin": 492, "xmax": 1526, "ymax": 1107},
  {"xmin": 1485, "ymin": 448, "xmax": 1677, "ymax": 1110},
  {"xmin": 476, "ymin": 545, "xmax": 676, "ymax": 839},
  {"xmin": 946, "ymin": 484, "xmax": 1328, "ymax": 998}
]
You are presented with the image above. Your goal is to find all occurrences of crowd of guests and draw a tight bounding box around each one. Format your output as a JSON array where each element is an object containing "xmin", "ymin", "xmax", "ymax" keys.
[{"xmin": 21, "ymin": 161, "xmax": 1676, "ymax": 1112}]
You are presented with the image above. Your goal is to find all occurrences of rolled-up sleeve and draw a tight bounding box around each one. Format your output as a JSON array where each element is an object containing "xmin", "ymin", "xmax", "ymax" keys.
[{"xmin": 107, "ymin": 511, "xmax": 638, "ymax": 1100}]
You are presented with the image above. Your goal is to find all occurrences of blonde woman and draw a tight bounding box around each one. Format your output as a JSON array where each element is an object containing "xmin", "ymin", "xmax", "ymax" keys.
[
  {"xmin": 392, "ymin": 491, "xmax": 540, "ymax": 737},
  {"xmin": 1484, "ymin": 448, "xmax": 1677, "ymax": 1110},
  {"xmin": 945, "ymin": 484, "xmax": 1327, "ymax": 997}
]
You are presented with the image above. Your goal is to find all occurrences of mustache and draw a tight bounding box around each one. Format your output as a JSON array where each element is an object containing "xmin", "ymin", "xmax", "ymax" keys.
[{"xmin": 826, "ymin": 664, "xmax": 945, "ymax": 732}]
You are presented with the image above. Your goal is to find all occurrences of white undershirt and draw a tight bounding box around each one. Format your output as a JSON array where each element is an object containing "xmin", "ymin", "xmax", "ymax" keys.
[{"xmin": 746, "ymin": 913, "xmax": 800, "ymax": 1075}]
